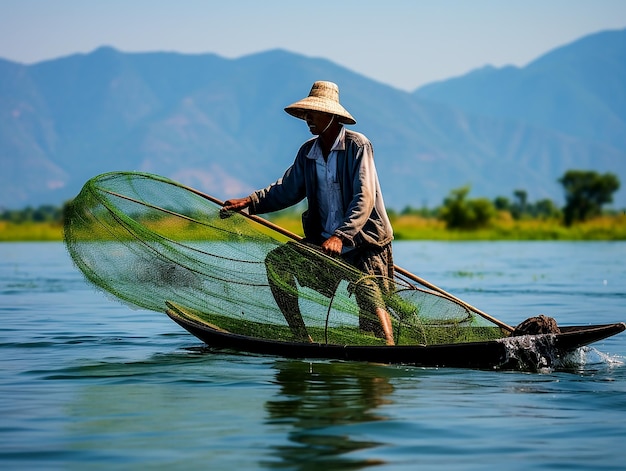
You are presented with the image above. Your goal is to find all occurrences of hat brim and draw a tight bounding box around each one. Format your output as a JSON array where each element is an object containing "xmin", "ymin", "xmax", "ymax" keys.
[{"xmin": 284, "ymin": 97, "xmax": 356, "ymax": 125}]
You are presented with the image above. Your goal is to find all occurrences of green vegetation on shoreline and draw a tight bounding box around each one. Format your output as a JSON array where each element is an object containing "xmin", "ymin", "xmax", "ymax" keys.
[
  {"xmin": 3, "ymin": 170, "xmax": 623, "ymax": 241},
  {"xmin": 271, "ymin": 213, "xmax": 626, "ymax": 241},
  {"xmin": 4, "ymin": 215, "xmax": 624, "ymax": 242},
  {"xmin": 0, "ymin": 222, "xmax": 65, "ymax": 242}
]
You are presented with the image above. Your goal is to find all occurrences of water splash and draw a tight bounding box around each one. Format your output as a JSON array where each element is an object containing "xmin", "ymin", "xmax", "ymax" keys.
[
  {"xmin": 558, "ymin": 346, "xmax": 624, "ymax": 371},
  {"xmin": 496, "ymin": 334, "xmax": 624, "ymax": 372},
  {"xmin": 497, "ymin": 334, "xmax": 559, "ymax": 371}
]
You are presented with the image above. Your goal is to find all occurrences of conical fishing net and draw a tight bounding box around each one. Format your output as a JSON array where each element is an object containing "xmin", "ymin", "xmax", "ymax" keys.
[{"xmin": 64, "ymin": 172, "xmax": 505, "ymax": 347}]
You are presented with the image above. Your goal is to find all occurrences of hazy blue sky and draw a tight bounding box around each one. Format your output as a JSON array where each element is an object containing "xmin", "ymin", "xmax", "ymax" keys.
[{"xmin": 1, "ymin": 0, "xmax": 625, "ymax": 90}]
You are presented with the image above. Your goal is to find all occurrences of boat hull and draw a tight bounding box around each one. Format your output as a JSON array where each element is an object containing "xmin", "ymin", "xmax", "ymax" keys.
[{"xmin": 165, "ymin": 305, "xmax": 625, "ymax": 370}]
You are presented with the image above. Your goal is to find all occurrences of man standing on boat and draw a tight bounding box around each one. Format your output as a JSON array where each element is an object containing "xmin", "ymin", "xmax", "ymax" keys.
[{"xmin": 221, "ymin": 81, "xmax": 395, "ymax": 345}]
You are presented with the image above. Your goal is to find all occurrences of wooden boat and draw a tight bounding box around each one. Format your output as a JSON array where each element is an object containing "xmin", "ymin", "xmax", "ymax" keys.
[
  {"xmin": 63, "ymin": 172, "xmax": 625, "ymax": 371},
  {"xmin": 166, "ymin": 301, "xmax": 625, "ymax": 371}
]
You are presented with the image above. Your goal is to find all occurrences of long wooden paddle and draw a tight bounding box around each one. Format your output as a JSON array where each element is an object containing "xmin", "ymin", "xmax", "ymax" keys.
[{"xmin": 178, "ymin": 183, "xmax": 514, "ymax": 333}]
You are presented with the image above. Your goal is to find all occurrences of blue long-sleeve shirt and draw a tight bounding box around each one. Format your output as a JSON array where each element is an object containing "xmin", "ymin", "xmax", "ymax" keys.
[{"xmin": 249, "ymin": 128, "xmax": 393, "ymax": 248}]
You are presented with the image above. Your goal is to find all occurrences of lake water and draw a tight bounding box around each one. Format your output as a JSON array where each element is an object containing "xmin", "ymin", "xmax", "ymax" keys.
[{"xmin": 1, "ymin": 241, "xmax": 625, "ymax": 470}]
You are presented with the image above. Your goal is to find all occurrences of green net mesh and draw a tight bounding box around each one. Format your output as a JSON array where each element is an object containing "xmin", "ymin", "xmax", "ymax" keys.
[{"xmin": 64, "ymin": 172, "xmax": 504, "ymax": 347}]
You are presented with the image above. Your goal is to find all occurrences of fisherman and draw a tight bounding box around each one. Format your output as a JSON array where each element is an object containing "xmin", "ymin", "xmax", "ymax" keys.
[{"xmin": 221, "ymin": 81, "xmax": 395, "ymax": 345}]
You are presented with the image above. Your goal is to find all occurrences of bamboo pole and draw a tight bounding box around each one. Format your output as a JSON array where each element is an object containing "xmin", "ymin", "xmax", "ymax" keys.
[{"xmin": 179, "ymin": 183, "xmax": 515, "ymax": 333}]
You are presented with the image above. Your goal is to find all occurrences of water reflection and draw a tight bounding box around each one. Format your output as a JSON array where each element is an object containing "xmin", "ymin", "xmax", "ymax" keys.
[{"xmin": 264, "ymin": 360, "xmax": 395, "ymax": 469}]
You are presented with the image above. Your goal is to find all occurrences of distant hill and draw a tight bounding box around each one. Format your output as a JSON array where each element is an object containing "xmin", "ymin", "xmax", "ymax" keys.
[
  {"xmin": 414, "ymin": 28, "xmax": 626, "ymax": 153},
  {"xmin": 1, "ymin": 30, "xmax": 625, "ymax": 211}
]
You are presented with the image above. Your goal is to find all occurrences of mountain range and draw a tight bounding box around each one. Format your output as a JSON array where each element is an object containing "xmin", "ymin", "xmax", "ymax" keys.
[{"xmin": 1, "ymin": 28, "xmax": 625, "ymax": 210}]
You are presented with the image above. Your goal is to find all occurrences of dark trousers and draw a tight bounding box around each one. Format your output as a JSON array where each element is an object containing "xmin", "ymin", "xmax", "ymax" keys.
[{"xmin": 265, "ymin": 241, "xmax": 394, "ymax": 340}]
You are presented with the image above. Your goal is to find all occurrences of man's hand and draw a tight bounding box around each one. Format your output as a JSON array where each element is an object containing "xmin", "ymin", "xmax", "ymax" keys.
[
  {"xmin": 321, "ymin": 235, "xmax": 343, "ymax": 257},
  {"xmin": 220, "ymin": 197, "xmax": 252, "ymax": 218}
]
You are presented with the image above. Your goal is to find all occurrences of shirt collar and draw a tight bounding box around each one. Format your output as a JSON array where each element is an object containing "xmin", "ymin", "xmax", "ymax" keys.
[{"xmin": 306, "ymin": 126, "xmax": 346, "ymax": 160}]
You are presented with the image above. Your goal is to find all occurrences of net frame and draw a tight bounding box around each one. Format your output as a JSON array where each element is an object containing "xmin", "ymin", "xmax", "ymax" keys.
[{"xmin": 64, "ymin": 171, "xmax": 506, "ymax": 346}]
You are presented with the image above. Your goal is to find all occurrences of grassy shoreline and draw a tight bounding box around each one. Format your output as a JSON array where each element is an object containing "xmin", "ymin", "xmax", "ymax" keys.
[
  {"xmin": 4, "ymin": 214, "xmax": 625, "ymax": 242},
  {"xmin": 387, "ymin": 214, "xmax": 626, "ymax": 241},
  {"xmin": 0, "ymin": 222, "xmax": 65, "ymax": 242}
]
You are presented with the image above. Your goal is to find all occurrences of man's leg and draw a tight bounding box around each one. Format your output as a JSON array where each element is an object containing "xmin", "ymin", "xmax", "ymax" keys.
[
  {"xmin": 344, "ymin": 244, "xmax": 396, "ymax": 345},
  {"xmin": 349, "ymin": 277, "xmax": 395, "ymax": 345},
  {"xmin": 265, "ymin": 242, "xmax": 341, "ymax": 343},
  {"xmin": 376, "ymin": 308, "xmax": 395, "ymax": 346},
  {"xmin": 265, "ymin": 244, "xmax": 312, "ymax": 342}
]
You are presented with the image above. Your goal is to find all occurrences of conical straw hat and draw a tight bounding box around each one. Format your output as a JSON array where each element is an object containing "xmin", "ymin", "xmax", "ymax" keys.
[{"xmin": 284, "ymin": 81, "xmax": 356, "ymax": 125}]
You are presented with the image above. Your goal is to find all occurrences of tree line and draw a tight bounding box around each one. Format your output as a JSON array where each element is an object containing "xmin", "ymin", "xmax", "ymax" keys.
[
  {"xmin": 0, "ymin": 204, "xmax": 64, "ymax": 223},
  {"xmin": 397, "ymin": 170, "xmax": 621, "ymax": 229},
  {"xmin": 1, "ymin": 170, "xmax": 621, "ymax": 229}
]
